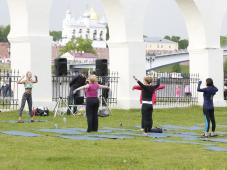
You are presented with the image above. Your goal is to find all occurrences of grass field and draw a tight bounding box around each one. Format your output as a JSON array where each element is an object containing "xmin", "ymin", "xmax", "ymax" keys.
[{"xmin": 0, "ymin": 107, "xmax": 227, "ymax": 170}]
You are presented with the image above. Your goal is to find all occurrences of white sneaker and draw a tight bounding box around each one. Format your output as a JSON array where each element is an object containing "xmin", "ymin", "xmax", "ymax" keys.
[
  {"xmin": 201, "ymin": 132, "xmax": 209, "ymax": 138},
  {"xmin": 210, "ymin": 131, "xmax": 217, "ymax": 137},
  {"xmin": 143, "ymin": 132, "xmax": 148, "ymax": 136}
]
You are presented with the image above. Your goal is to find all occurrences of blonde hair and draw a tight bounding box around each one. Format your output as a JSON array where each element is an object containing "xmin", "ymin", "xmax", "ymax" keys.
[
  {"xmin": 144, "ymin": 76, "xmax": 153, "ymax": 84},
  {"xmin": 26, "ymin": 71, "xmax": 32, "ymax": 80},
  {"xmin": 88, "ymin": 75, "xmax": 97, "ymax": 83}
]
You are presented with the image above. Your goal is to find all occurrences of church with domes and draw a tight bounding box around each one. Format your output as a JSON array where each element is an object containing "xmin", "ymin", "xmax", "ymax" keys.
[{"xmin": 61, "ymin": 7, "xmax": 108, "ymax": 48}]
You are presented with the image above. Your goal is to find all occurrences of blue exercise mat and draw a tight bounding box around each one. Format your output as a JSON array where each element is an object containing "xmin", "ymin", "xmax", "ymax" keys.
[
  {"xmin": 206, "ymin": 138, "xmax": 227, "ymax": 143},
  {"xmin": 0, "ymin": 120, "xmax": 48, "ymax": 123},
  {"xmin": 1, "ymin": 131, "xmax": 40, "ymax": 137},
  {"xmin": 59, "ymin": 135, "xmax": 103, "ymax": 141},
  {"xmin": 110, "ymin": 131, "xmax": 136, "ymax": 136},
  {"xmin": 103, "ymin": 127, "xmax": 132, "ymax": 131},
  {"xmin": 136, "ymin": 133, "xmax": 170, "ymax": 138},
  {"xmin": 88, "ymin": 134, "xmax": 133, "ymax": 139},
  {"xmin": 37, "ymin": 128, "xmax": 82, "ymax": 135},
  {"xmin": 161, "ymin": 125, "xmax": 202, "ymax": 131},
  {"xmin": 206, "ymin": 146, "xmax": 227, "ymax": 152},
  {"xmin": 169, "ymin": 132, "xmax": 198, "ymax": 140}
]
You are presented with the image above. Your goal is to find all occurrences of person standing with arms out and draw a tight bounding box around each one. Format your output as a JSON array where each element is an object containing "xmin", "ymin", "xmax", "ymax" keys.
[
  {"xmin": 74, "ymin": 74, "xmax": 109, "ymax": 132},
  {"xmin": 132, "ymin": 83, "xmax": 165, "ymax": 131},
  {"xmin": 133, "ymin": 75, "xmax": 160, "ymax": 135},
  {"xmin": 197, "ymin": 78, "xmax": 218, "ymax": 137},
  {"xmin": 17, "ymin": 71, "xmax": 38, "ymax": 123}
]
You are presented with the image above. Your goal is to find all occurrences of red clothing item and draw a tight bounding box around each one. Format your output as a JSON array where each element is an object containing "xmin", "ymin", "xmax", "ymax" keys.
[{"xmin": 132, "ymin": 84, "xmax": 165, "ymax": 104}]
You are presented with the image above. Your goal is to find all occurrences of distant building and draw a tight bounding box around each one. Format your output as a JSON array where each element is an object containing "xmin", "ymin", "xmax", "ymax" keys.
[
  {"xmin": 144, "ymin": 36, "xmax": 178, "ymax": 55},
  {"xmin": 61, "ymin": 8, "xmax": 108, "ymax": 48},
  {"xmin": 0, "ymin": 42, "xmax": 10, "ymax": 64}
]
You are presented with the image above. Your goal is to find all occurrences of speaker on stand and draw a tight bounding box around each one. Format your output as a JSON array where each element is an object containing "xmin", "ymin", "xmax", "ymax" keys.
[
  {"xmin": 54, "ymin": 58, "xmax": 67, "ymax": 76},
  {"xmin": 95, "ymin": 59, "xmax": 108, "ymax": 76},
  {"xmin": 95, "ymin": 59, "xmax": 109, "ymax": 106}
]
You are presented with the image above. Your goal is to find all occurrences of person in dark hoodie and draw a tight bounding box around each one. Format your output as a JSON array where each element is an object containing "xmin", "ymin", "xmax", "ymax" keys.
[{"xmin": 197, "ymin": 78, "xmax": 218, "ymax": 137}]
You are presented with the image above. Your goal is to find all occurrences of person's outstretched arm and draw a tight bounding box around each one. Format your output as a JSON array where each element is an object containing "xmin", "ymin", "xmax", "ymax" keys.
[
  {"xmin": 17, "ymin": 75, "xmax": 25, "ymax": 84},
  {"xmin": 133, "ymin": 76, "xmax": 146, "ymax": 89},
  {"xmin": 99, "ymin": 84, "xmax": 109, "ymax": 89},
  {"xmin": 132, "ymin": 85, "xmax": 142, "ymax": 90},
  {"xmin": 197, "ymin": 81, "xmax": 206, "ymax": 92},
  {"xmin": 32, "ymin": 75, "xmax": 38, "ymax": 83},
  {"xmin": 73, "ymin": 84, "xmax": 89, "ymax": 94}
]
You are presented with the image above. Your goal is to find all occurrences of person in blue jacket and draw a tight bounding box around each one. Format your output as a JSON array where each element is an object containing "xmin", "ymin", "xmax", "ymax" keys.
[{"xmin": 197, "ymin": 78, "xmax": 218, "ymax": 137}]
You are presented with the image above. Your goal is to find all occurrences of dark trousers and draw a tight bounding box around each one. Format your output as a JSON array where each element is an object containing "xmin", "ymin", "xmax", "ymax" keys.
[
  {"xmin": 203, "ymin": 108, "xmax": 216, "ymax": 132},
  {"xmin": 19, "ymin": 92, "xmax": 32, "ymax": 116},
  {"xmin": 141, "ymin": 103, "xmax": 153, "ymax": 133},
  {"xmin": 86, "ymin": 97, "xmax": 99, "ymax": 132}
]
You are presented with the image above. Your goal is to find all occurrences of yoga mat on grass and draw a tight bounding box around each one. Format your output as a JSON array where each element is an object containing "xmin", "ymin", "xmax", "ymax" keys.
[
  {"xmin": 206, "ymin": 146, "xmax": 227, "ymax": 152},
  {"xmin": 59, "ymin": 135, "xmax": 103, "ymax": 141},
  {"xmin": 1, "ymin": 131, "xmax": 41, "ymax": 137},
  {"xmin": 37, "ymin": 128, "xmax": 82, "ymax": 135},
  {"xmin": 0, "ymin": 120, "xmax": 48, "ymax": 123},
  {"xmin": 88, "ymin": 134, "xmax": 133, "ymax": 139}
]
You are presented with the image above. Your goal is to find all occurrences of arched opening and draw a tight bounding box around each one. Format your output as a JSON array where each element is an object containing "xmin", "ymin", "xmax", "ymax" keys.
[
  {"xmin": 0, "ymin": 0, "xmax": 10, "ymax": 69},
  {"xmin": 50, "ymin": 0, "xmax": 109, "ymax": 74},
  {"xmin": 144, "ymin": 0, "xmax": 189, "ymax": 73},
  {"xmin": 220, "ymin": 10, "xmax": 227, "ymax": 99}
]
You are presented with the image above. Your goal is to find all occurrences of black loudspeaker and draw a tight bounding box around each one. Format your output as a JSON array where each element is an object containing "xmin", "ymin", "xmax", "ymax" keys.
[
  {"xmin": 95, "ymin": 59, "xmax": 108, "ymax": 76},
  {"xmin": 55, "ymin": 58, "xmax": 67, "ymax": 76}
]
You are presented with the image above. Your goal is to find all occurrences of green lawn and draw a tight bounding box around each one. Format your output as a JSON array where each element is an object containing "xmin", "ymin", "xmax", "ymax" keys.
[{"xmin": 0, "ymin": 107, "xmax": 227, "ymax": 170}]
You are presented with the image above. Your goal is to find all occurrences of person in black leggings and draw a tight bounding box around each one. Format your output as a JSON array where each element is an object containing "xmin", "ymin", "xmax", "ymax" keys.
[
  {"xmin": 74, "ymin": 75, "xmax": 109, "ymax": 132},
  {"xmin": 197, "ymin": 78, "xmax": 218, "ymax": 137},
  {"xmin": 133, "ymin": 76, "xmax": 160, "ymax": 134}
]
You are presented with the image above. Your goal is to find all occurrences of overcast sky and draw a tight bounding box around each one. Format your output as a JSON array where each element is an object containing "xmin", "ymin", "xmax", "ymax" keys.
[{"xmin": 0, "ymin": 0, "xmax": 227, "ymax": 38}]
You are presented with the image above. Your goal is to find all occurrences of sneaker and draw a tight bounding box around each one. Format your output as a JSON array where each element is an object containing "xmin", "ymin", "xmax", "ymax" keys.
[
  {"xmin": 143, "ymin": 132, "xmax": 148, "ymax": 136},
  {"xmin": 201, "ymin": 132, "xmax": 209, "ymax": 138},
  {"xmin": 210, "ymin": 132, "xmax": 217, "ymax": 137},
  {"xmin": 17, "ymin": 120, "xmax": 24, "ymax": 123}
]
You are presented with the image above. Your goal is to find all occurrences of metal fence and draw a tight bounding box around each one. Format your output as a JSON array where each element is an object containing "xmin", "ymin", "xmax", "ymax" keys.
[
  {"xmin": 52, "ymin": 72, "xmax": 119, "ymax": 107},
  {"xmin": 0, "ymin": 70, "xmax": 19, "ymax": 111},
  {"xmin": 147, "ymin": 72, "xmax": 199, "ymax": 107},
  {"xmin": 0, "ymin": 69, "xmax": 199, "ymax": 110}
]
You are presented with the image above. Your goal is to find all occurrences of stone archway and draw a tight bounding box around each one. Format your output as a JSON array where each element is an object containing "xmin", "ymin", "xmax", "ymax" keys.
[
  {"xmin": 6, "ymin": 0, "xmax": 53, "ymax": 107},
  {"xmin": 100, "ymin": 0, "xmax": 150, "ymax": 108},
  {"xmin": 176, "ymin": 0, "xmax": 227, "ymax": 106},
  {"xmin": 5, "ymin": 0, "xmax": 227, "ymax": 108}
]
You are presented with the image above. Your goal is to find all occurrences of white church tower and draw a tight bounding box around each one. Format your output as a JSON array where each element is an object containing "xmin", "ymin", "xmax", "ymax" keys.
[{"xmin": 61, "ymin": 7, "xmax": 108, "ymax": 48}]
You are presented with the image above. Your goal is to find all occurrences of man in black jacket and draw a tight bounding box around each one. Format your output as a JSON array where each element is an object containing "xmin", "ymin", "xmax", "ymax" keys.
[{"xmin": 67, "ymin": 72, "xmax": 86, "ymax": 114}]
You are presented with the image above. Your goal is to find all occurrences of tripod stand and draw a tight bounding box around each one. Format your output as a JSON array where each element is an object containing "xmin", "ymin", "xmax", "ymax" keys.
[
  {"xmin": 53, "ymin": 97, "xmax": 75, "ymax": 117},
  {"xmin": 98, "ymin": 88, "xmax": 112, "ymax": 116}
]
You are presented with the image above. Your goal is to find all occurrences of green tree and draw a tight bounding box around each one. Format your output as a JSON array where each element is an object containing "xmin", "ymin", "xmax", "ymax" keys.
[
  {"xmin": 171, "ymin": 36, "xmax": 180, "ymax": 43},
  {"xmin": 220, "ymin": 36, "xmax": 227, "ymax": 47},
  {"xmin": 106, "ymin": 25, "xmax": 110, "ymax": 41},
  {"xmin": 178, "ymin": 39, "xmax": 189, "ymax": 49},
  {"xmin": 172, "ymin": 63, "xmax": 181, "ymax": 73},
  {"xmin": 50, "ymin": 31, "xmax": 62, "ymax": 42},
  {"xmin": 0, "ymin": 25, "xmax": 10, "ymax": 42},
  {"xmin": 224, "ymin": 60, "xmax": 227, "ymax": 76},
  {"xmin": 164, "ymin": 35, "xmax": 188, "ymax": 49},
  {"xmin": 60, "ymin": 37, "xmax": 96, "ymax": 55},
  {"xmin": 164, "ymin": 35, "xmax": 171, "ymax": 40}
]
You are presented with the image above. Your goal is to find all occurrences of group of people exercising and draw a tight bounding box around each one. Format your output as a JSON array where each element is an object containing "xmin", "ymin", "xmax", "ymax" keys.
[{"xmin": 17, "ymin": 71, "xmax": 218, "ymax": 137}]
